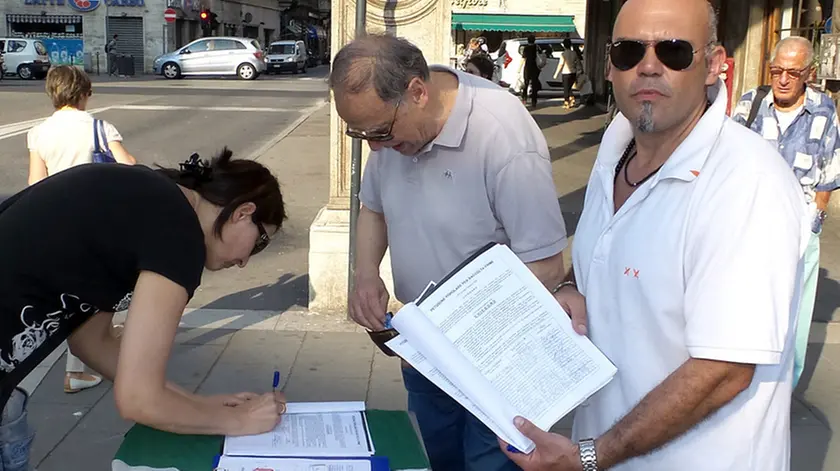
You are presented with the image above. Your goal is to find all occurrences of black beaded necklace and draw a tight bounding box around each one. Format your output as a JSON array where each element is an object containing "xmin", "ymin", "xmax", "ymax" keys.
[{"xmin": 614, "ymin": 100, "xmax": 713, "ymax": 188}]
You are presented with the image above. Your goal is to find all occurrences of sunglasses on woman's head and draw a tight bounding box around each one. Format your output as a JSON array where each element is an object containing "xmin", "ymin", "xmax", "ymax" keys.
[
  {"xmin": 609, "ymin": 39, "xmax": 704, "ymax": 72},
  {"xmin": 251, "ymin": 220, "xmax": 270, "ymax": 256}
]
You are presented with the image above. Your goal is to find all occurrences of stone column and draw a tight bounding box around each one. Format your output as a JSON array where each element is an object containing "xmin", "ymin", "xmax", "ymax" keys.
[{"xmin": 308, "ymin": 0, "xmax": 452, "ymax": 314}]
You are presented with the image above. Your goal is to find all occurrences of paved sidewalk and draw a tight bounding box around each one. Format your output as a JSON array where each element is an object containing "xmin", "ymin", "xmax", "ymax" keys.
[{"xmin": 24, "ymin": 98, "xmax": 840, "ymax": 470}]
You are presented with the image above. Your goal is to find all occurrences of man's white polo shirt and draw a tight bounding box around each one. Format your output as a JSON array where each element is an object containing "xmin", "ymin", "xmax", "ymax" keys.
[{"xmin": 571, "ymin": 80, "xmax": 807, "ymax": 471}]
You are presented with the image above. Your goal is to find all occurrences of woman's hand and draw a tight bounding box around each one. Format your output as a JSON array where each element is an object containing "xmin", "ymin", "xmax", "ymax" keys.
[{"xmin": 231, "ymin": 391, "xmax": 288, "ymax": 436}]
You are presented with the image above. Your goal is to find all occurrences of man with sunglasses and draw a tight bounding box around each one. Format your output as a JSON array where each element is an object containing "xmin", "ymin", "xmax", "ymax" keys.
[
  {"xmin": 501, "ymin": 1, "xmax": 805, "ymax": 470},
  {"xmin": 329, "ymin": 33, "xmax": 572, "ymax": 471},
  {"xmin": 732, "ymin": 36, "xmax": 840, "ymax": 389}
]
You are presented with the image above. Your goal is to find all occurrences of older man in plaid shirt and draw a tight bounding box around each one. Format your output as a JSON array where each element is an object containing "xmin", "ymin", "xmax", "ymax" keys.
[{"xmin": 732, "ymin": 36, "xmax": 840, "ymax": 387}]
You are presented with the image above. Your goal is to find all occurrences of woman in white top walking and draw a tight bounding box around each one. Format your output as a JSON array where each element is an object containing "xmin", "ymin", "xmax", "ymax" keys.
[
  {"xmin": 554, "ymin": 38, "xmax": 580, "ymax": 109},
  {"xmin": 26, "ymin": 65, "xmax": 137, "ymax": 394}
]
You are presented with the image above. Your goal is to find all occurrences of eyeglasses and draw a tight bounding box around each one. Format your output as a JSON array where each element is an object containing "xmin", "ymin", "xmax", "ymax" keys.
[
  {"xmin": 345, "ymin": 98, "xmax": 402, "ymax": 142},
  {"xmin": 769, "ymin": 66, "xmax": 810, "ymax": 80},
  {"xmin": 609, "ymin": 39, "xmax": 704, "ymax": 72},
  {"xmin": 251, "ymin": 219, "xmax": 270, "ymax": 256}
]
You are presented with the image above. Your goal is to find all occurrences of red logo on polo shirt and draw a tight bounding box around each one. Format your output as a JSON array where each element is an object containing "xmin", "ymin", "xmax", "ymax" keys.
[{"xmin": 624, "ymin": 267, "xmax": 640, "ymax": 278}]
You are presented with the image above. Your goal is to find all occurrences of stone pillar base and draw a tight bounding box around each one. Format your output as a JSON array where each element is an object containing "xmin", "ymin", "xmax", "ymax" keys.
[{"xmin": 308, "ymin": 206, "xmax": 402, "ymax": 316}]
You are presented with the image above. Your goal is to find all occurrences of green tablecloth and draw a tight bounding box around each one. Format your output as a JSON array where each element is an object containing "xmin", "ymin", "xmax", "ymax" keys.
[{"xmin": 113, "ymin": 409, "xmax": 430, "ymax": 471}]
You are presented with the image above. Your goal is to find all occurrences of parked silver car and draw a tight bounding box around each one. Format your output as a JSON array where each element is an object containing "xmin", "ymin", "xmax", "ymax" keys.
[{"xmin": 153, "ymin": 37, "xmax": 266, "ymax": 80}]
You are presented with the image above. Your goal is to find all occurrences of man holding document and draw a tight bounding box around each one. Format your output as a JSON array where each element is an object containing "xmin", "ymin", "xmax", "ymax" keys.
[
  {"xmin": 330, "ymin": 34, "xmax": 579, "ymax": 470},
  {"xmin": 499, "ymin": 1, "xmax": 807, "ymax": 470}
]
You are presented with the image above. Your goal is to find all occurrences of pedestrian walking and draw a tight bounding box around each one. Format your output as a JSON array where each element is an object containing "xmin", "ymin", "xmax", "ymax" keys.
[
  {"xmin": 732, "ymin": 36, "xmax": 840, "ymax": 388},
  {"xmin": 106, "ymin": 34, "xmax": 118, "ymax": 76},
  {"xmin": 329, "ymin": 33, "xmax": 574, "ymax": 471},
  {"xmin": 27, "ymin": 65, "xmax": 138, "ymax": 395},
  {"xmin": 501, "ymin": 1, "xmax": 806, "ymax": 470},
  {"xmin": 0, "ymin": 150, "xmax": 289, "ymax": 470}
]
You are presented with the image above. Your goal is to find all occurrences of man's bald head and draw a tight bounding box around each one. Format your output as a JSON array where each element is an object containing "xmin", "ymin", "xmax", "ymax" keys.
[
  {"xmin": 328, "ymin": 33, "xmax": 429, "ymax": 104},
  {"xmin": 615, "ymin": 0, "xmax": 718, "ymax": 51}
]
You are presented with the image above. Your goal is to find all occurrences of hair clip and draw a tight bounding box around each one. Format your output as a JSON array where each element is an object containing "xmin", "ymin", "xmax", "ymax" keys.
[{"xmin": 179, "ymin": 153, "xmax": 213, "ymax": 181}]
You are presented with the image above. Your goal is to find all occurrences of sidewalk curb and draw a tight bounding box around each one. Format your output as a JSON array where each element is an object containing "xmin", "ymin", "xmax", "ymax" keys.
[{"xmin": 246, "ymin": 99, "xmax": 328, "ymax": 162}]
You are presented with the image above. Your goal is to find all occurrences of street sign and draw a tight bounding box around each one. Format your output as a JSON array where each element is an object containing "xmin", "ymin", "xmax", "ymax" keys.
[{"xmin": 164, "ymin": 8, "xmax": 177, "ymax": 23}]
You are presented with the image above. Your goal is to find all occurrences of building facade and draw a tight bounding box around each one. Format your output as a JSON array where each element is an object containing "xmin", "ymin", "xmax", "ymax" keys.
[
  {"xmin": 449, "ymin": 0, "xmax": 587, "ymax": 59},
  {"xmin": 0, "ymin": 0, "xmax": 284, "ymax": 74}
]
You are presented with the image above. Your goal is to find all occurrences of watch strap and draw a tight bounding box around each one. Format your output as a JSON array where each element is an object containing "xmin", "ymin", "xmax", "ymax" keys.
[{"xmin": 579, "ymin": 438, "xmax": 598, "ymax": 471}]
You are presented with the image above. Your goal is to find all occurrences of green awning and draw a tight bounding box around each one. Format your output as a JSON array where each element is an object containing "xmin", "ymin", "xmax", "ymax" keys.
[{"xmin": 451, "ymin": 13, "xmax": 576, "ymax": 33}]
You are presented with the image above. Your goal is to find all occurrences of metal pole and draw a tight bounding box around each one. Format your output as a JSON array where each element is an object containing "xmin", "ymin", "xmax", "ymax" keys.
[{"xmin": 347, "ymin": 0, "xmax": 367, "ymax": 310}]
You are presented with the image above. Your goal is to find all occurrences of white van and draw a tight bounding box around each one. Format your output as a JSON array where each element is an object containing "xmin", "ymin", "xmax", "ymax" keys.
[
  {"xmin": 265, "ymin": 40, "xmax": 307, "ymax": 74},
  {"xmin": 0, "ymin": 38, "xmax": 50, "ymax": 79},
  {"xmin": 493, "ymin": 37, "xmax": 584, "ymax": 95}
]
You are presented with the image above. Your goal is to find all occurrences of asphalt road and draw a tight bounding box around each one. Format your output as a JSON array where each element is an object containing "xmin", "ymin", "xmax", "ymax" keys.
[{"xmin": 0, "ymin": 67, "xmax": 330, "ymax": 198}]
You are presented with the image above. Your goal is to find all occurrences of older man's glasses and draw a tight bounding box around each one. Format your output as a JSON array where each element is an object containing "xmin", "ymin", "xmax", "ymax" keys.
[
  {"xmin": 251, "ymin": 219, "xmax": 270, "ymax": 256},
  {"xmin": 345, "ymin": 99, "xmax": 402, "ymax": 142},
  {"xmin": 769, "ymin": 66, "xmax": 810, "ymax": 80},
  {"xmin": 609, "ymin": 39, "xmax": 702, "ymax": 72}
]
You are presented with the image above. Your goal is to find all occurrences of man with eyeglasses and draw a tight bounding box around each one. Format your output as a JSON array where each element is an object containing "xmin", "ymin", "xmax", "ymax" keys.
[
  {"xmin": 732, "ymin": 36, "xmax": 840, "ymax": 389},
  {"xmin": 329, "ymin": 33, "xmax": 573, "ymax": 471},
  {"xmin": 500, "ymin": 1, "xmax": 805, "ymax": 470}
]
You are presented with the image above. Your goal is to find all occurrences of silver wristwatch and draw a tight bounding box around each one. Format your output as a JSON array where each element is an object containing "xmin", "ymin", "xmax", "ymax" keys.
[{"xmin": 579, "ymin": 438, "xmax": 599, "ymax": 471}]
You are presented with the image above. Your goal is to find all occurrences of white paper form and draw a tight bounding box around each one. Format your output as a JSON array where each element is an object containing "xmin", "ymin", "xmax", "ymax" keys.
[
  {"xmin": 385, "ymin": 336, "xmax": 508, "ymax": 441},
  {"xmin": 420, "ymin": 244, "xmax": 616, "ymax": 431},
  {"xmin": 390, "ymin": 303, "xmax": 529, "ymax": 451},
  {"xmin": 223, "ymin": 402, "xmax": 374, "ymax": 458},
  {"xmin": 215, "ymin": 456, "xmax": 373, "ymax": 471}
]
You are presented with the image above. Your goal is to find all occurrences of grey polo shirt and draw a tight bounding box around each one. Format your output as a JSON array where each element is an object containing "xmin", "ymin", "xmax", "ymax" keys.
[{"xmin": 360, "ymin": 66, "xmax": 567, "ymax": 303}]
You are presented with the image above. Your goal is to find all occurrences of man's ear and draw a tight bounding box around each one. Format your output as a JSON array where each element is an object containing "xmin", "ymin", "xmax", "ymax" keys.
[
  {"xmin": 407, "ymin": 77, "xmax": 428, "ymax": 106},
  {"xmin": 705, "ymin": 45, "xmax": 727, "ymax": 86}
]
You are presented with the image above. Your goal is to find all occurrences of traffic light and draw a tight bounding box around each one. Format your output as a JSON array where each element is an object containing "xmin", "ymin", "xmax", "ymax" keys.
[{"xmin": 200, "ymin": 9, "xmax": 211, "ymax": 33}]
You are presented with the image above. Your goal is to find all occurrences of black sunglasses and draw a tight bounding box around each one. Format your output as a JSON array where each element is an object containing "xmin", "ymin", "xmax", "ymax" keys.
[
  {"xmin": 609, "ymin": 39, "xmax": 704, "ymax": 72},
  {"xmin": 345, "ymin": 98, "xmax": 402, "ymax": 142},
  {"xmin": 251, "ymin": 219, "xmax": 270, "ymax": 256}
]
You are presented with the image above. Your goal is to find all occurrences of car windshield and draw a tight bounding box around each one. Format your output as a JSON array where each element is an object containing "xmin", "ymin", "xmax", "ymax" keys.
[{"xmin": 269, "ymin": 44, "xmax": 295, "ymax": 55}]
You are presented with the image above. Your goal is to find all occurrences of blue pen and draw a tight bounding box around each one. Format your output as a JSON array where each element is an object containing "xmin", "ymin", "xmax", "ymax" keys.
[
  {"xmin": 384, "ymin": 312, "xmax": 393, "ymax": 329},
  {"xmin": 506, "ymin": 445, "xmax": 522, "ymax": 454},
  {"xmin": 273, "ymin": 371, "xmax": 280, "ymax": 393}
]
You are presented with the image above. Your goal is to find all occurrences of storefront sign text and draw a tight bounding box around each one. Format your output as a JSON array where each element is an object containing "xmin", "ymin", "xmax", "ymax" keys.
[
  {"xmin": 24, "ymin": 0, "xmax": 65, "ymax": 5},
  {"xmin": 452, "ymin": 0, "xmax": 488, "ymax": 8},
  {"xmin": 106, "ymin": 0, "xmax": 144, "ymax": 6}
]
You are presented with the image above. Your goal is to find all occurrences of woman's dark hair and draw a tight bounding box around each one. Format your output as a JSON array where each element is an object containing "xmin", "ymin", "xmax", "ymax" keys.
[
  {"xmin": 157, "ymin": 147, "xmax": 287, "ymax": 237},
  {"xmin": 467, "ymin": 54, "xmax": 495, "ymax": 80},
  {"xmin": 563, "ymin": 38, "xmax": 572, "ymax": 49}
]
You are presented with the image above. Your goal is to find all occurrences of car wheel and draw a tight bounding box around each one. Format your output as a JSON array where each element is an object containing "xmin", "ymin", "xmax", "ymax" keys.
[
  {"xmin": 163, "ymin": 62, "xmax": 181, "ymax": 79},
  {"xmin": 237, "ymin": 63, "xmax": 257, "ymax": 80},
  {"xmin": 17, "ymin": 64, "xmax": 32, "ymax": 80}
]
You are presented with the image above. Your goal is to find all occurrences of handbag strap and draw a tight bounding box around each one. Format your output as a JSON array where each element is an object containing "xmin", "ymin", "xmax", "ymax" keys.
[
  {"xmin": 97, "ymin": 119, "xmax": 112, "ymax": 153},
  {"xmin": 92, "ymin": 118, "xmax": 102, "ymax": 153}
]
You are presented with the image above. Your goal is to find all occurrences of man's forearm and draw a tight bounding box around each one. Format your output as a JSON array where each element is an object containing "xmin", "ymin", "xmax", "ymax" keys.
[
  {"xmin": 355, "ymin": 206, "xmax": 388, "ymax": 276},
  {"xmin": 595, "ymin": 358, "xmax": 755, "ymax": 469},
  {"xmin": 525, "ymin": 251, "xmax": 565, "ymax": 289},
  {"xmin": 816, "ymin": 191, "xmax": 831, "ymax": 211}
]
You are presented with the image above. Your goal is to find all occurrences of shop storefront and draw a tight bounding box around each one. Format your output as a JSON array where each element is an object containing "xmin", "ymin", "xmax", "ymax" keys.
[
  {"xmin": 0, "ymin": 0, "xmax": 168, "ymax": 74},
  {"xmin": 5, "ymin": 13, "xmax": 84, "ymax": 66},
  {"xmin": 449, "ymin": 0, "xmax": 586, "ymax": 60}
]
